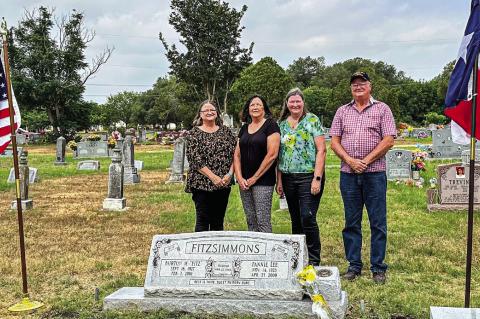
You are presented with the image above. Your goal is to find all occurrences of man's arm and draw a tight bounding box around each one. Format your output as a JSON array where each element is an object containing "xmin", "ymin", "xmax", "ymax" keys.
[
  {"xmin": 362, "ymin": 135, "xmax": 394, "ymax": 166},
  {"xmin": 330, "ymin": 136, "xmax": 367, "ymax": 173}
]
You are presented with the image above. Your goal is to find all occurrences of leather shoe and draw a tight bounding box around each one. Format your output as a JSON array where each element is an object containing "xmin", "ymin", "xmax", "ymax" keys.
[
  {"xmin": 372, "ymin": 272, "xmax": 386, "ymax": 284},
  {"xmin": 343, "ymin": 270, "xmax": 361, "ymax": 280}
]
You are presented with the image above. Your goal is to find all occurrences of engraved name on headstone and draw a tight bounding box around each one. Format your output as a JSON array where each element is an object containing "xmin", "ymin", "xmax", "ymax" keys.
[
  {"xmin": 438, "ymin": 163, "xmax": 480, "ymax": 204},
  {"xmin": 386, "ymin": 149, "xmax": 412, "ymax": 180},
  {"xmin": 431, "ymin": 127, "xmax": 469, "ymax": 158}
]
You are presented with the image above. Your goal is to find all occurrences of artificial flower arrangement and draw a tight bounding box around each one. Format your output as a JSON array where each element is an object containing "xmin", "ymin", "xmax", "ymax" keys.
[
  {"xmin": 296, "ymin": 265, "xmax": 331, "ymax": 319},
  {"xmin": 411, "ymin": 150, "xmax": 428, "ymax": 171},
  {"xmin": 67, "ymin": 140, "xmax": 77, "ymax": 151}
]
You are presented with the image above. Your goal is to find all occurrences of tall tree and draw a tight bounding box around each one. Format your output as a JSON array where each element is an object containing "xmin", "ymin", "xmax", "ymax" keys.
[
  {"xmin": 159, "ymin": 0, "xmax": 253, "ymax": 113},
  {"xmin": 230, "ymin": 57, "xmax": 295, "ymax": 119},
  {"xmin": 9, "ymin": 7, "xmax": 112, "ymax": 137},
  {"xmin": 287, "ymin": 56, "xmax": 325, "ymax": 88}
]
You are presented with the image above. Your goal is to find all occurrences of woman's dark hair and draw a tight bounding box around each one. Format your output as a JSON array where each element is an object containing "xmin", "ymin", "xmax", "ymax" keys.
[
  {"xmin": 192, "ymin": 100, "xmax": 223, "ymax": 127},
  {"xmin": 241, "ymin": 95, "xmax": 272, "ymax": 124},
  {"xmin": 279, "ymin": 87, "xmax": 308, "ymax": 122}
]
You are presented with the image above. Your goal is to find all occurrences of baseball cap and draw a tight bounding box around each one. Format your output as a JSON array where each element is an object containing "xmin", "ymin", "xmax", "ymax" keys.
[{"xmin": 350, "ymin": 71, "xmax": 370, "ymax": 84}]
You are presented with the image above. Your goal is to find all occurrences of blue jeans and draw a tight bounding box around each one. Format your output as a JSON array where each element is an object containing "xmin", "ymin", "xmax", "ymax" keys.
[
  {"xmin": 282, "ymin": 173, "xmax": 325, "ymax": 266},
  {"xmin": 340, "ymin": 172, "xmax": 388, "ymax": 273}
]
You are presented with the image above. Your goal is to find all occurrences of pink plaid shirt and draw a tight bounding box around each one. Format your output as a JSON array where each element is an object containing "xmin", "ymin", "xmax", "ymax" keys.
[{"xmin": 329, "ymin": 97, "xmax": 396, "ymax": 173}]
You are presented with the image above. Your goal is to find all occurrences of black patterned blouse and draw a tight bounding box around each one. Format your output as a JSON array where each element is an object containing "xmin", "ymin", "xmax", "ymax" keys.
[{"xmin": 185, "ymin": 125, "xmax": 236, "ymax": 193}]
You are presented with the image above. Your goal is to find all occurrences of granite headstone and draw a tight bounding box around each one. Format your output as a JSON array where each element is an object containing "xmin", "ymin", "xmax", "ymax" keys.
[
  {"xmin": 386, "ymin": 149, "xmax": 412, "ymax": 180},
  {"xmin": 431, "ymin": 127, "xmax": 469, "ymax": 158}
]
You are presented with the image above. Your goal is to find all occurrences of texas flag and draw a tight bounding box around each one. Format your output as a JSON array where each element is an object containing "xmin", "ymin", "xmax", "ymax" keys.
[{"xmin": 445, "ymin": 0, "xmax": 480, "ymax": 144}]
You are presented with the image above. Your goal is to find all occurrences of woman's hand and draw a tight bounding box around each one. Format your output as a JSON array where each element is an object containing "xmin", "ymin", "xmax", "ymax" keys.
[
  {"xmin": 221, "ymin": 174, "xmax": 232, "ymax": 186},
  {"xmin": 238, "ymin": 177, "xmax": 249, "ymax": 191},
  {"xmin": 211, "ymin": 174, "xmax": 225, "ymax": 187},
  {"xmin": 311, "ymin": 178, "xmax": 321, "ymax": 195},
  {"xmin": 246, "ymin": 175, "xmax": 259, "ymax": 188},
  {"xmin": 276, "ymin": 182, "xmax": 284, "ymax": 197}
]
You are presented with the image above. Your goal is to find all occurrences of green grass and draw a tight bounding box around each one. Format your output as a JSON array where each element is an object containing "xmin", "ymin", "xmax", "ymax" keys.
[{"xmin": 0, "ymin": 142, "xmax": 479, "ymax": 319}]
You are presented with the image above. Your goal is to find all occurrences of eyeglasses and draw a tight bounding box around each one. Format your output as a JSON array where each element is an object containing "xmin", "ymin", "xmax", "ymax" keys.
[
  {"xmin": 200, "ymin": 109, "xmax": 217, "ymax": 113},
  {"xmin": 351, "ymin": 83, "xmax": 369, "ymax": 88}
]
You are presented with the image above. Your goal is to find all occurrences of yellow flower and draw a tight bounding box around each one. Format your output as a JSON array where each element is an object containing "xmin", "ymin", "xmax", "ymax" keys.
[
  {"xmin": 312, "ymin": 294, "xmax": 327, "ymax": 306},
  {"xmin": 296, "ymin": 265, "xmax": 316, "ymax": 284}
]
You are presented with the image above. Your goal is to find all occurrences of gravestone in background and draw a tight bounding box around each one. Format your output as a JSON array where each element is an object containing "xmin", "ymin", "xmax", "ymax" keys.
[
  {"xmin": 0, "ymin": 146, "xmax": 23, "ymax": 158},
  {"xmin": 8, "ymin": 167, "xmax": 38, "ymax": 184},
  {"xmin": 134, "ymin": 160, "xmax": 144, "ymax": 171},
  {"xmin": 430, "ymin": 307, "xmax": 480, "ymax": 319},
  {"xmin": 76, "ymin": 141, "xmax": 109, "ymax": 158},
  {"xmin": 104, "ymin": 231, "xmax": 348, "ymax": 318},
  {"xmin": 54, "ymin": 136, "xmax": 67, "ymax": 165},
  {"xmin": 386, "ymin": 149, "xmax": 412, "ymax": 180},
  {"xmin": 16, "ymin": 133, "xmax": 27, "ymax": 145},
  {"xmin": 166, "ymin": 137, "xmax": 186, "ymax": 184},
  {"xmin": 461, "ymin": 149, "xmax": 480, "ymax": 165},
  {"xmin": 411, "ymin": 128, "xmax": 431, "ymax": 139},
  {"xmin": 122, "ymin": 131, "xmax": 140, "ymax": 184},
  {"xmin": 222, "ymin": 113, "xmax": 234, "ymax": 128},
  {"xmin": 77, "ymin": 160, "xmax": 100, "ymax": 171},
  {"xmin": 10, "ymin": 151, "xmax": 33, "ymax": 210},
  {"xmin": 103, "ymin": 148, "xmax": 126, "ymax": 211},
  {"xmin": 431, "ymin": 127, "xmax": 469, "ymax": 158}
]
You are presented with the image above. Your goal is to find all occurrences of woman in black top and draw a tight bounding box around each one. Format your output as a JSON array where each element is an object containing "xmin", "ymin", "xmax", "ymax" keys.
[
  {"xmin": 185, "ymin": 100, "xmax": 236, "ymax": 232},
  {"xmin": 234, "ymin": 95, "xmax": 280, "ymax": 232}
]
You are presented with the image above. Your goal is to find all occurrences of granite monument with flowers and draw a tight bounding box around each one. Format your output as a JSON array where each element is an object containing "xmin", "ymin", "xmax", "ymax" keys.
[{"xmin": 104, "ymin": 231, "xmax": 348, "ymax": 318}]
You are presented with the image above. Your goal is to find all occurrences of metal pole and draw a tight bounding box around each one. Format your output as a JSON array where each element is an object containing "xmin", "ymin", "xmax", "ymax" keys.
[{"xmin": 465, "ymin": 53, "xmax": 478, "ymax": 308}]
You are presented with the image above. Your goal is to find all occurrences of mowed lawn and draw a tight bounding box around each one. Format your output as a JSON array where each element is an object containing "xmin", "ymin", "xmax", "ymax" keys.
[{"xmin": 0, "ymin": 142, "xmax": 479, "ymax": 319}]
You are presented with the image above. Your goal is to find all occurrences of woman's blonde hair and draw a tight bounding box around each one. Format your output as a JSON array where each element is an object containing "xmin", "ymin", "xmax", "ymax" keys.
[{"xmin": 279, "ymin": 87, "xmax": 308, "ymax": 122}]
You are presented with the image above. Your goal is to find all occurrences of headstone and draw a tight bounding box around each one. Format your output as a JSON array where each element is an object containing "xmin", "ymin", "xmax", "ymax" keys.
[
  {"xmin": 8, "ymin": 167, "xmax": 38, "ymax": 184},
  {"xmin": 428, "ymin": 123, "xmax": 438, "ymax": 131},
  {"xmin": 0, "ymin": 146, "xmax": 23, "ymax": 157},
  {"xmin": 386, "ymin": 149, "xmax": 412, "ymax": 180},
  {"xmin": 166, "ymin": 123, "xmax": 176, "ymax": 130},
  {"xmin": 16, "ymin": 133, "xmax": 27, "ymax": 145},
  {"xmin": 431, "ymin": 127, "xmax": 469, "ymax": 158},
  {"xmin": 427, "ymin": 163, "xmax": 480, "ymax": 212},
  {"xmin": 100, "ymin": 133, "xmax": 109, "ymax": 141},
  {"xmin": 430, "ymin": 307, "xmax": 480, "ymax": 319},
  {"xmin": 54, "ymin": 136, "xmax": 67, "ymax": 165},
  {"xmin": 411, "ymin": 128, "xmax": 431, "ymax": 139},
  {"xmin": 222, "ymin": 113, "xmax": 234, "ymax": 128},
  {"xmin": 134, "ymin": 160, "xmax": 144, "ymax": 171},
  {"xmin": 11, "ymin": 151, "xmax": 33, "ymax": 210},
  {"xmin": 166, "ymin": 137, "xmax": 186, "ymax": 184},
  {"xmin": 77, "ymin": 160, "xmax": 100, "ymax": 171},
  {"xmin": 76, "ymin": 141, "xmax": 110, "ymax": 158},
  {"xmin": 103, "ymin": 148, "xmax": 126, "ymax": 211},
  {"xmin": 104, "ymin": 231, "xmax": 348, "ymax": 319},
  {"xmin": 122, "ymin": 131, "xmax": 140, "ymax": 184},
  {"xmin": 461, "ymin": 149, "xmax": 480, "ymax": 165}
]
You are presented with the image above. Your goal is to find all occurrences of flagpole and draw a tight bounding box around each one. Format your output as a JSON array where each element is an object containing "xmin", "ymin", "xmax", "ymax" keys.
[
  {"xmin": 1, "ymin": 18, "xmax": 43, "ymax": 313},
  {"xmin": 465, "ymin": 52, "xmax": 478, "ymax": 308}
]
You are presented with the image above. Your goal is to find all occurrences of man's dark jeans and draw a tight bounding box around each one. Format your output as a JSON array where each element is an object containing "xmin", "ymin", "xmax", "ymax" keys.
[
  {"xmin": 192, "ymin": 188, "xmax": 231, "ymax": 232},
  {"xmin": 340, "ymin": 171, "xmax": 388, "ymax": 273},
  {"xmin": 282, "ymin": 173, "xmax": 325, "ymax": 266}
]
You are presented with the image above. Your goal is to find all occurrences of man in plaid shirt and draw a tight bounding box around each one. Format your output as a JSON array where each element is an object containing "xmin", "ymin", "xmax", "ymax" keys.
[{"xmin": 330, "ymin": 72, "xmax": 396, "ymax": 284}]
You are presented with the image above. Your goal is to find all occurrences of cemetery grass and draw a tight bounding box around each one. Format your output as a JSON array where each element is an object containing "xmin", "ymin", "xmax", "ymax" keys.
[{"xmin": 0, "ymin": 144, "xmax": 479, "ymax": 319}]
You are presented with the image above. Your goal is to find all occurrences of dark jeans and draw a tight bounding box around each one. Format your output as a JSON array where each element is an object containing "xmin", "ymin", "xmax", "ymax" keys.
[
  {"xmin": 340, "ymin": 171, "xmax": 388, "ymax": 273},
  {"xmin": 192, "ymin": 188, "xmax": 231, "ymax": 232},
  {"xmin": 282, "ymin": 173, "xmax": 325, "ymax": 266}
]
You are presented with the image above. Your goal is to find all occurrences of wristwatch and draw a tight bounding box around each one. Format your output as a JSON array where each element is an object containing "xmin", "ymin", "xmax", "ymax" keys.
[{"xmin": 315, "ymin": 175, "xmax": 322, "ymax": 181}]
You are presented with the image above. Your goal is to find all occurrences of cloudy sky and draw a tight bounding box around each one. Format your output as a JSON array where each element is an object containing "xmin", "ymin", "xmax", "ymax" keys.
[{"xmin": 3, "ymin": 0, "xmax": 471, "ymax": 103}]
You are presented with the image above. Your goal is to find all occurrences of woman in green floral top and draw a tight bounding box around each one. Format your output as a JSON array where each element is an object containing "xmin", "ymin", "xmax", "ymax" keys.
[{"xmin": 276, "ymin": 88, "xmax": 326, "ymax": 266}]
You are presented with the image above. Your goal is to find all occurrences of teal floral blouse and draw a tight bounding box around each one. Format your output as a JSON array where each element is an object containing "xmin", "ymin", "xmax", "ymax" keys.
[{"xmin": 278, "ymin": 113, "xmax": 325, "ymax": 173}]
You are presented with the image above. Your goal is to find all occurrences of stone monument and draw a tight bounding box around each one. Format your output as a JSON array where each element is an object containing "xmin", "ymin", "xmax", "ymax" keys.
[
  {"xmin": 166, "ymin": 137, "xmax": 186, "ymax": 184},
  {"xmin": 11, "ymin": 151, "xmax": 33, "ymax": 210},
  {"xmin": 122, "ymin": 131, "xmax": 140, "ymax": 184},
  {"xmin": 76, "ymin": 140, "xmax": 110, "ymax": 158},
  {"xmin": 427, "ymin": 162, "xmax": 480, "ymax": 212},
  {"xmin": 430, "ymin": 307, "xmax": 480, "ymax": 319},
  {"xmin": 77, "ymin": 160, "xmax": 100, "ymax": 171},
  {"xmin": 386, "ymin": 149, "xmax": 412, "ymax": 180},
  {"xmin": 104, "ymin": 231, "xmax": 348, "ymax": 318},
  {"xmin": 103, "ymin": 148, "xmax": 126, "ymax": 211},
  {"xmin": 431, "ymin": 127, "xmax": 469, "ymax": 158},
  {"xmin": 54, "ymin": 136, "xmax": 67, "ymax": 165}
]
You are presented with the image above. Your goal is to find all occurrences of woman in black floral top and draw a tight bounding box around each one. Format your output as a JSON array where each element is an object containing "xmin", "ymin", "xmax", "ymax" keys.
[{"xmin": 185, "ymin": 100, "xmax": 236, "ymax": 231}]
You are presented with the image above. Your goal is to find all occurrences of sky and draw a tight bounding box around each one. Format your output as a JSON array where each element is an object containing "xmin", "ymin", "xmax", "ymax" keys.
[{"xmin": 2, "ymin": 0, "xmax": 471, "ymax": 103}]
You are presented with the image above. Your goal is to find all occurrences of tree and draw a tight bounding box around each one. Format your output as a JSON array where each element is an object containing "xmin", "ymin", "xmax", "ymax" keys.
[
  {"xmin": 9, "ymin": 7, "xmax": 112, "ymax": 138},
  {"xmin": 303, "ymin": 86, "xmax": 332, "ymax": 124},
  {"xmin": 287, "ymin": 56, "xmax": 325, "ymax": 88},
  {"xmin": 159, "ymin": 0, "xmax": 253, "ymax": 113},
  {"xmin": 100, "ymin": 92, "xmax": 141, "ymax": 129},
  {"xmin": 229, "ymin": 57, "xmax": 295, "ymax": 120}
]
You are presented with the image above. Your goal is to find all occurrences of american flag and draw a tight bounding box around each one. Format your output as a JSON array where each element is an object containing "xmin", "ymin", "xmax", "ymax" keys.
[{"xmin": 0, "ymin": 49, "xmax": 21, "ymax": 153}]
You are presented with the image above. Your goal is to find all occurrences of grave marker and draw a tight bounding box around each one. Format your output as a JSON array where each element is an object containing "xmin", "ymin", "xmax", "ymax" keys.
[{"xmin": 386, "ymin": 149, "xmax": 412, "ymax": 180}]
